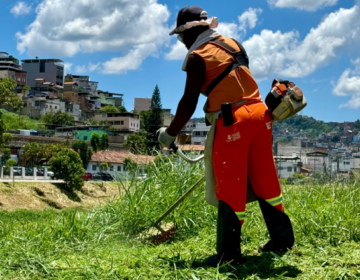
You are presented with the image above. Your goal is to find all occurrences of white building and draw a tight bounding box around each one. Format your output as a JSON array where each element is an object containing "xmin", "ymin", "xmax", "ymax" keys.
[
  {"xmin": 87, "ymin": 151, "xmax": 154, "ymax": 180},
  {"xmin": 191, "ymin": 123, "xmax": 210, "ymax": 145},
  {"xmin": 274, "ymin": 155, "xmax": 301, "ymax": 178},
  {"xmin": 93, "ymin": 112, "xmax": 140, "ymax": 131},
  {"xmin": 29, "ymin": 97, "xmax": 65, "ymax": 116}
]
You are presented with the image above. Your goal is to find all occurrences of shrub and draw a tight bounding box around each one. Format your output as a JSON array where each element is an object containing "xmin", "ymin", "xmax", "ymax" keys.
[{"xmin": 50, "ymin": 149, "xmax": 85, "ymax": 190}]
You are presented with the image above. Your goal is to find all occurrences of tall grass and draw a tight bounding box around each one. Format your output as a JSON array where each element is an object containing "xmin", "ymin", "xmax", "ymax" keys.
[
  {"xmin": 0, "ymin": 108, "xmax": 40, "ymax": 130},
  {"xmin": 0, "ymin": 155, "xmax": 359, "ymax": 279}
]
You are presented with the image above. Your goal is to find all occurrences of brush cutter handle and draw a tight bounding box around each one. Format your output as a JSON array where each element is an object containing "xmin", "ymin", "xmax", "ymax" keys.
[{"xmin": 170, "ymin": 142, "xmax": 205, "ymax": 163}]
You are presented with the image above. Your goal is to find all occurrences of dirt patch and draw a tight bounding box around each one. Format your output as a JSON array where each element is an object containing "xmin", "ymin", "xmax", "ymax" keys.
[{"xmin": 0, "ymin": 182, "xmax": 122, "ymax": 211}]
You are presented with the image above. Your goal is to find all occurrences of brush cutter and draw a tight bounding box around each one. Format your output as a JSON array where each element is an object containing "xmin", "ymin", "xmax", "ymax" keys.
[{"xmin": 140, "ymin": 142, "xmax": 205, "ymax": 244}]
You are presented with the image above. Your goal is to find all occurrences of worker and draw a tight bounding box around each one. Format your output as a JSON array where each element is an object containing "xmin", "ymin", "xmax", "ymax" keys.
[{"xmin": 158, "ymin": 6, "xmax": 294, "ymax": 267}]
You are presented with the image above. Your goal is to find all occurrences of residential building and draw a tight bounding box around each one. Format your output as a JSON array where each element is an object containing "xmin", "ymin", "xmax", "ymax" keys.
[
  {"xmin": 93, "ymin": 112, "xmax": 140, "ymax": 131},
  {"xmin": 25, "ymin": 96, "xmax": 65, "ymax": 116},
  {"xmin": 54, "ymin": 125, "xmax": 107, "ymax": 138},
  {"xmin": 87, "ymin": 150, "xmax": 154, "ymax": 180},
  {"xmin": 67, "ymin": 75, "xmax": 98, "ymax": 96},
  {"xmin": 274, "ymin": 155, "xmax": 301, "ymax": 178},
  {"xmin": 0, "ymin": 52, "xmax": 27, "ymax": 87},
  {"xmin": 306, "ymin": 151, "xmax": 329, "ymax": 174},
  {"xmin": 134, "ymin": 97, "xmax": 151, "ymax": 113},
  {"xmin": 191, "ymin": 123, "xmax": 210, "ymax": 145},
  {"xmin": 21, "ymin": 58, "xmax": 64, "ymax": 87},
  {"xmin": 163, "ymin": 109, "xmax": 173, "ymax": 126},
  {"xmin": 98, "ymin": 92, "xmax": 123, "ymax": 107},
  {"xmin": 353, "ymin": 133, "xmax": 360, "ymax": 144},
  {"xmin": 183, "ymin": 118, "xmax": 203, "ymax": 132},
  {"xmin": 65, "ymin": 101, "xmax": 81, "ymax": 121},
  {"xmin": 63, "ymin": 82, "xmax": 79, "ymax": 102}
]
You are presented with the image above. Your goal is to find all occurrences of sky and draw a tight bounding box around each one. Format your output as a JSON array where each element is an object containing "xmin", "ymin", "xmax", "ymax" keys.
[{"xmin": 1, "ymin": 0, "xmax": 360, "ymax": 122}]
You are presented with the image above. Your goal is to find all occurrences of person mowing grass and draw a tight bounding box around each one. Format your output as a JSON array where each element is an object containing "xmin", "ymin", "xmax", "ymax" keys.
[{"xmin": 158, "ymin": 6, "xmax": 295, "ymax": 267}]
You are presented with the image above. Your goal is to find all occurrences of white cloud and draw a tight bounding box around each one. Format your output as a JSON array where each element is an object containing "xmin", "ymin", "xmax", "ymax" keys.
[
  {"xmin": 333, "ymin": 58, "xmax": 360, "ymax": 109},
  {"xmin": 238, "ymin": 8, "xmax": 262, "ymax": 32},
  {"xmin": 215, "ymin": 22, "xmax": 241, "ymax": 40},
  {"xmin": 16, "ymin": 0, "xmax": 170, "ymax": 74},
  {"xmin": 11, "ymin": 2, "xmax": 32, "ymax": 16},
  {"xmin": 268, "ymin": 0, "xmax": 339, "ymax": 11},
  {"xmin": 165, "ymin": 41, "xmax": 187, "ymax": 61},
  {"xmin": 244, "ymin": 5, "xmax": 360, "ymax": 80},
  {"xmin": 74, "ymin": 62, "xmax": 100, "ymax": 74},
  {"xmin": 64, "ymin": 62, "xmax": 73, "ymax": 75}
]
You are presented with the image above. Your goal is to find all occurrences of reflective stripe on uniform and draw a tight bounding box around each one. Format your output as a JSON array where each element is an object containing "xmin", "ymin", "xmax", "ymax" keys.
[
  {"xmin": 266, "ymin": 195, "xmax": 283, "ymax": 206},
  {"xmin": 235, "ymin": 211, "xmax": 245, "ymax": 220}
]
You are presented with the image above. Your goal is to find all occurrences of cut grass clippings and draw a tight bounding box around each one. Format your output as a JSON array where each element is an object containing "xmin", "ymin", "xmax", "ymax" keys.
[{"xmin": 0, "ymin": 155, "xmax": 359, "ymax": 279}]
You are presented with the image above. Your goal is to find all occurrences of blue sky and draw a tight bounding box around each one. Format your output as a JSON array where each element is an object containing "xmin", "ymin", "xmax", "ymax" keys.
[{"xmin": 2, "ymin": 0, "xmax": 360, "ymax": 122}]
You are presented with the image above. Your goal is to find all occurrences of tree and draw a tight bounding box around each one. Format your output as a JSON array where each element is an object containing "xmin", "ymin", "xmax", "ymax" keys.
[
  {"xmin": 99, "ymin": 105, "xmax": 120, "ymax": 113},
  {"xmin": 118, "ymin": 105, "xmax": 128, "ymax": 113},
  {"xmin": 355, "ymin": 120, "xmax": 360, "ymax": 130},
  {"xmin": 123, "ymin": 131, "xmax": 148, "ymax": 155},
  {"xmin": 332, "ymin": 135, "xmax": 340, "ymax": 142},
  {"xmin": 0, "ymin": 78, "xmax": 24, "ymax": 113},
  {"xmin": 140, "ymin": 110, "xmax": 151, "ymax": 131},
  {"xmin": 123, "ymin": 157, "xmax": 138, "ymax": 175},
  {"xmin": 21, "ymin": 85, "xmax": 31, "ymax": 93},
  {"xmin": 21, "ymin": 143, "xmax": 64, "ymax": 167},
  {"xmin": 50, "ymin": 149, "xmax": 85, "ymax": 190},
  {"xmin": 84, "ymin": 119, "xmax": 99, "ymax": 125},
  {"xmin": 147, "ymin": 85, "xmax": 164, "ymax": 150},
  {"xmin": 72, "ymin": 140, "xmax": 93, "ymax": 169},
  {"xmin": 100, "ymin": 133, "xmax": 109, "ymax": 151},
  {"xmin": 90, "ymin": 132, "xmax": 101, "ymax": 152},
  {"xmin": 1, "ymin": 148, "xmax": 11, "ymax": 166},
  {"xmin": 42, "ymin": 111, "xmax": 74, "ymax": 126},
  {"xmin": 99, "ymin": 162, "xmax": 108, "ymax": 173}
]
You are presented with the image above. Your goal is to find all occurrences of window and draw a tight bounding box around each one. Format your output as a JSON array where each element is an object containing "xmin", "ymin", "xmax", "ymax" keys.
[
  {"xmin": 114, "ymin": 121, "xmax": 120, "ymax": 125},
  {"xmin": 84, "ymin": 136, "xmax": 88, "ymax": 140},
  {"xmin": 287, "ymin": 167, "xmax": 292, "ymax": 172},
  {"xmin": 120, "ymin": 121, "xmax": 124, "ymax": 125},
  {"xmin": 117, "ymin": 166, "xmax": 122, "ymax": 172},
  {"xmin": 110, "ymin": 165, "xmax": 114, "ymax": 171},
  {"xmin": 123, "ymin": 165, "xmax": 127, "ymax": 172},
  {"xmin": 55, "ymin": 106, "xmax": 57, "ymax": 109},
  {"xmin": 39, "ymin": 60, "xmax": 46, "ymax": 72},
  {"xmin": 92, "ymin": 165, "xmax": 97, "ymax": 171},
  {"xmin": 195, "ymin": 131, "xmax": 201, "ymax": 136},
  {"xmin": 50, "ymin": 105, "xmax": 52, "ymax": 109}
]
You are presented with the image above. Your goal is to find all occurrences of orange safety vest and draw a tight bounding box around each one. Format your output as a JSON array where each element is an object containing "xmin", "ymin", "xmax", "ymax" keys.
[{"xmin": 191, "ymin": 36, "xmax": 261, "ymax": 112}]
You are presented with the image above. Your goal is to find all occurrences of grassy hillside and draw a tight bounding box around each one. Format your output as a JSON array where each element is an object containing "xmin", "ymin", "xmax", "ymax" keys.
[
  {"xmin": 273, "ymin": 114, "xmax": 338, "ymax": 138},
  {"xmin": 0, "ymin": 158, "xmax": 359, "ymax": 279},
  {"xmin": 0, "ymin": 108, "xmax": 41, "ymax": 130}
]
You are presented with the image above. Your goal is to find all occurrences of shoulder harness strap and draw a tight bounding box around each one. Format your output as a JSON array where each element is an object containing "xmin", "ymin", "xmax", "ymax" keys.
[{"xmin": 204, "ymin": 38, "xmax": 250, "ymax": 97}]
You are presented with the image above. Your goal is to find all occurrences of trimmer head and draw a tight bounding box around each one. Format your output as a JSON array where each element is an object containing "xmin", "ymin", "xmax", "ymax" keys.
[{"xmin": 139, "ymin": 222, "xmax": 177, "ymax": 245}]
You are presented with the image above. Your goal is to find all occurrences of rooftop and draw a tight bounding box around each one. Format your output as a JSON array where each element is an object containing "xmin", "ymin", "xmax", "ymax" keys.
[
  {"xmin": 163, "ymin": 145, "xmax": 205, "ymax": 151},
  {"xmin": 22, "ymin": 59, "xmax": 63, "ymax": 63},
  {"xmin": 91, "ymin": 150, "xmax": 154, "ymax": 165}
]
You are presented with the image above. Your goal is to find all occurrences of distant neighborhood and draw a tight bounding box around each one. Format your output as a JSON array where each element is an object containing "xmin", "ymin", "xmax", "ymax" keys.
[{"xmin": 1, "ymin": 50, "xmax": 360, "ymax": 180}]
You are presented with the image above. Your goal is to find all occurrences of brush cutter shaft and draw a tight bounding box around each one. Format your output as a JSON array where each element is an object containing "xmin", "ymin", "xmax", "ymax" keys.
[
  {"xmin": 153, "ymin": 176, "xmax": 205, "ymax": 227},
  {"xmin": 177, "ymin": 149, "xmax": 204, "ymax": 163},
  {"xmin": 170, "ymin": 142, "xmax": 205, "ymax": 163}
]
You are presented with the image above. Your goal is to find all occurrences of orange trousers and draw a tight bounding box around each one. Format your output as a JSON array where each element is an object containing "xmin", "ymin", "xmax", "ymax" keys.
[{"xmin": 213, "ymin": 101, "xmax": 284, "ymax": 224}]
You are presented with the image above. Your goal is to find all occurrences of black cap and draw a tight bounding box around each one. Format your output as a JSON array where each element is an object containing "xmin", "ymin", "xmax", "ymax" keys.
[{"xmin": 169, "ymin": 6, "xmax": 208, "ymax": 35}]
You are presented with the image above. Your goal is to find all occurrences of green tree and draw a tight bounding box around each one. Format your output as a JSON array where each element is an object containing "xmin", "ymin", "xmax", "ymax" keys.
[
  {"xmin": 90, "ymin": 132, "xmax": 101, "ymax": 152},
  {"xmin": 0, "ymin": 78, "xmax": 24, "ymax": 113},
  {"xmin": 21, "ymin": 143, "xmax": 64, "ymax": 167},
  {"xmin": 355, "ymin": 120, "xmax": 360, "ymax": 130},
  {"xmin": 123, "ymin": 157, "xmax": 137, "ymax": 175},
  {"xmin": 147, "ymin": 85, "xmax": 164, "ymax": 150},
  {"xmin": 50, "ymin": 149, "xmax": 85, "ymax": 190},
  {"xmin": 1, "ymin": 148, "xmax": 11, "ymax": 166},
  {"xmin": 99, "ymin": 105, "xmax": 120, "ymax": 113},
  {"xmin": 84, "ymin": 119, "xmax": 99, "ymax": 125},
  {"xmin": 100, "ymin": 133, "xmax": 109, "ymax": 151},
  {"xmin": 72, "ymin": 140, "xmax": 93, "ymax": 169},
  {"xmin": 332, "ymin": 135, "xmax": 340, "ymax": 142},
  {"xmin": 99, "ymin": 162, "xmax": 108, "ymax": 173},
  {"xmin": 123, "ymin": 131, "xmax": 148, "ymax": 155},
  {"xmin": 21, "ymin": 85, "xmax": 31, "ymax": 93},
  {"xmin": 118, "ymin": 105, "xmax": 128, "ymax": 113},
  {"xmin": 140, "ymin": 110, "xmax": 151, "ymax": 131},
  {"xmin": 42, "ymin": 111, "xmax": 74, "ymax": 126}
]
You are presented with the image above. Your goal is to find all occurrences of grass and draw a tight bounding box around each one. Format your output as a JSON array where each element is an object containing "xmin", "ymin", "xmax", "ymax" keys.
[
  {"xmin": 0, "ymin": 108, "xmax": 41, "ymax": 130},
  {"xmin": 0, "ymin": 156, "xmax": 360, "ymax": 279}
]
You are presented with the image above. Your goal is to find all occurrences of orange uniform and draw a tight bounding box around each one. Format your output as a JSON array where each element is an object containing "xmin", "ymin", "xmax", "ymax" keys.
[{"xmin": 192, "ymin": 36, "xmax": 284, "ymax": 224}]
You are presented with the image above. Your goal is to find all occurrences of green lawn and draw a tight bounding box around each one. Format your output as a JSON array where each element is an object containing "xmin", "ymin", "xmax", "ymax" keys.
[{"xmin": 0, "ymin": 157, "xmax": 359, "ymax": 279}]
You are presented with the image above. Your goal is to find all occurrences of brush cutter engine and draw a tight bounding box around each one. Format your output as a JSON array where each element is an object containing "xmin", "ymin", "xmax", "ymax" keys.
[{"xmin": 265, "ymin": 79, "xmax": 307, "ymax": 122}]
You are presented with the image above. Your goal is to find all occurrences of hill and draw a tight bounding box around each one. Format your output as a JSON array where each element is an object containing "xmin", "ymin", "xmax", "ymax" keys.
[{"xmin": 0, "ymin": 109, "xmax": 41, "ymax": 130}]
